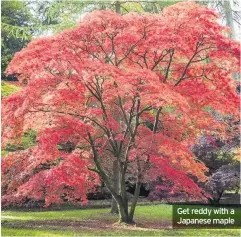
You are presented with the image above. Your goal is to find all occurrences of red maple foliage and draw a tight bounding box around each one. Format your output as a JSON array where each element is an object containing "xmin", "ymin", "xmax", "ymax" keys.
[{"xmin": 2, "ymin": 2, "xmax": 239, "ymax": 223}]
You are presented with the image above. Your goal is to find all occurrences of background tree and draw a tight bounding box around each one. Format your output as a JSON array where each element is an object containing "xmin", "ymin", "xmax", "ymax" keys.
[
  {"xmin": 192, "ymin": 132, "xmax": 240, "ymax": 204},
  {"xmin": 28, "ymin": 0, "xmax": 176, "ymax": 33},
  {"xmin": 1, "ymin": 0, "xmax": 34, "ymax": 80},
  {"xmin": 205, "ymin": 164, "xmax": 240, "ymax": 204},
  {"xmin": 204, "ymin": 0, "xmax": 241, "ymax": 40},
  {"xmin": 192, "ymin": 133, "xmax": 239, "ymax": 175}
]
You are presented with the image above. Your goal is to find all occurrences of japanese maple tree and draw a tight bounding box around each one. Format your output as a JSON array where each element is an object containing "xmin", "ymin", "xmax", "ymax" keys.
[{"xmin": 2, "ymin": 2, "xmax": 240, "ymax": 224}]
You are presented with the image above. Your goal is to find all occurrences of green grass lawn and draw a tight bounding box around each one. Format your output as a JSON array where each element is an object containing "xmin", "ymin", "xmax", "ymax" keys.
[{"xmin": 2, "ymin": 204, "xmax": 241, "ymax": 236}]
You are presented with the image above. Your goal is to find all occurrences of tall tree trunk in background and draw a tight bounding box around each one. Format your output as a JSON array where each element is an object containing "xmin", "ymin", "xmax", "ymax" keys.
[
  {"xmin": 223, "ymin": 1, "xmax": 238, "ymax": 80},
  {"xmin": 115, "ymin": 0, "xmax": 121, "ymax": 14},
  {"xmin": 110, "ymin": 0, "xmax": 121, "ymax": 214},
  {"xmin": 223, "ymin": 0, "xmax": 236, "ymax": 39}
]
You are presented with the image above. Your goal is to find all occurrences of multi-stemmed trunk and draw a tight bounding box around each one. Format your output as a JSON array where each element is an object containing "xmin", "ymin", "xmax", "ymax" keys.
[
  {"xmin": 110, "ymin": 158, "xmax": 142, "ymax": 224},
  {"xmin": 111, "ymin": 180, "xmax": 141, "ymax": 224}
]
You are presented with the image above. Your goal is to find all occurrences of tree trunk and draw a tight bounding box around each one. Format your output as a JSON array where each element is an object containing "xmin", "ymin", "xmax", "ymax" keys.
[
  {"xmin": 208, "ymin": 197, "xmax": 221, "ymax": 205},
  {"xmin": 222, "ymin": 1, "xmax": 239, "ymax": 80},
  {"xmin": 223, "ymin": 0, "xmax": 236, "ymax": 40},
  {"xmin": 208, "ymin": 190, "xmax": 223, "ymax": 205},
  {"xmin": 110, "ymin": 171, "xmax": 140, "ymax": 224},
  {"xmin": 117, "ymin": 196, "xmax": 134, "ymax": 224},
  {"xmin": 115, "ymin": 0, "xmax": 121, "ymax": 14},
  {"xmin": 111, "ymin": 160, "xmax": 120, "ymax": 214},
  {"xmin": 117, "ymin": 182, "xmax": 140, "ymax": 224},
  {"xmin": 128, "ymin": 158, "xmax": 142, "ymax": 222},
  {"xmin": 118, "ymin": 201, "xmax": 129, "ymax": 223},
  {"xmin": 111, "ymin": 196, "xmax": 119, "ymax": 214},
  {"xmin": 128, "ymin": 182, "xmax": 141, "ymax": 222}
]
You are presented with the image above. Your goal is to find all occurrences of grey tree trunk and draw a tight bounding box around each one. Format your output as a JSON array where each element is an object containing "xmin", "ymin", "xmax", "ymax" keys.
[
  {"xmin": 115, "ymin": 0, "xmax": 121, "ymax": 14},
  {"xmin": 128, "ymin": 182, "xmax": 141, "ymax": 221},
  {"xmin": 111, "ymin": 160, "xmax": 120, "ymax": 214},
  {"xmin": 222, "ymin": 1, "xmax": 238, "ymax": 80},
  {"xmin": 223, "ymin": 0, "xmax": 236, "ymax": 39},
  {"xmin": 117, "ymin": 179, "xmax": 141, "ymax": 224}
]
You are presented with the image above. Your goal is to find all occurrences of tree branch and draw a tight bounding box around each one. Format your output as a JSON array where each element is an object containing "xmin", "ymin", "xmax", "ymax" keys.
[
  {"xmin": 163, "ymin": 49, "xmax": 175, "ymax": 83},
  {"xmin": 129, "ymin": 157, "xmax": 142, "ymax": 220},
  {"xmin": 153, "ymin": 107, "xmax": 162, "ymax": 134},
  {"xmin": 87, "ymin": 132, "xmax": 119, "ymax": 200},
  {"xmin": 175, "ymin": 37, "xmax": 207, "ymax": 86},
  {"xmin": 151, "ymin": 49, "xmax": 171, "ymax": 71}
]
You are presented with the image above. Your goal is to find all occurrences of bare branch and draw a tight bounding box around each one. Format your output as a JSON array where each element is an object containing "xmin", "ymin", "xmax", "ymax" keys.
[
  {"xmin": 151, "ymin": 49, "xmax": 171, "ymax": 71},
  {"xmin": 153, "ymin": 107, "xmax": 162, "ymax": 134},
  {"xmin": 163, "ymin": 49, "xmax": 175, "ymax": 83}
]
